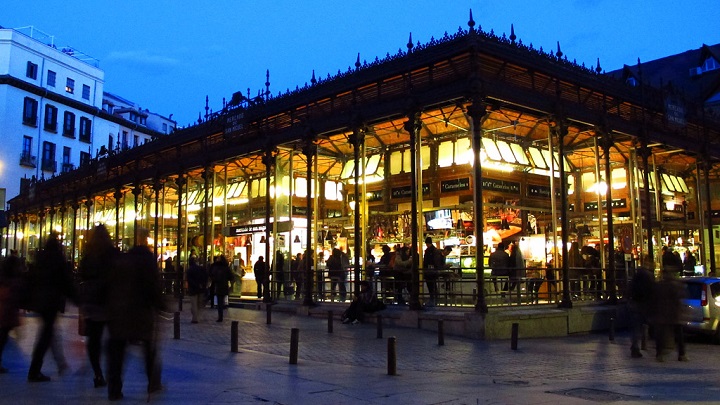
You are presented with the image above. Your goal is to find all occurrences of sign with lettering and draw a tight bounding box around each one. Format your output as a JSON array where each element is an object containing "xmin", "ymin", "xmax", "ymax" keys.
[
  {"xmin": 224, "ymin": 111, "xmax": 246, "ymax": 137},
  {"xmin": 482, "ymin": 178, "xmax": 520, "ymax": 194},
  {"xmin": 584, "ymin": 198, "xmax": 627, "ymax": 211},
  {"xmin": 526, "ymin": 184, "xmax": 560, "ymax": 198},
  {"xmin": 391, "ymin": 184, "xmax": 430, "ymax": 199},
  {"xmin": 441, "ymin": 178, "xmax": 470, "ymax": 193},
  {"xmin": 665, "ymin": 96, "xmax": 686, "ymax": 127},
  {"xmin": 227, "ymin": 223, "xmax": 266, "ymax": 236}
]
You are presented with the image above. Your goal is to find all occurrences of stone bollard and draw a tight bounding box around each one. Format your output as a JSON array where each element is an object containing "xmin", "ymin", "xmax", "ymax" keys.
[
  {"xmin": 327, "ymin": 311, "xmax": 333, "ymax": 333},
  {"xmin": 387, "ymin": 337, "xmax": 397, "ymax": 376},
  {"xmin": 609, "ymin": 317, "xmax": 615, "ymax": 342},
  {"xmin": 173, "ymin": 312, "xmax": 180, "ymax": 340},
  {"xmin": 438, "ymin": 319, "xmax": 445, "ymax": 346},
  {"xmin": 511, "ymin": 322, "xmax": 519, "ymax": 350},
  {"xmin": 231, "ymin": 321, "xmax": 239, "ymax": 353},
  {"xmin": 289, "ymin": 328, "xmax": 299, "ymax": 365},
  {"xmin": 266, "ymin": 304, "xmax": 272, "ymax": 325}
]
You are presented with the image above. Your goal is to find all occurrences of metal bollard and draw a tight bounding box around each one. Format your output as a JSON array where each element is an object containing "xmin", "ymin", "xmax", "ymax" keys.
[
  {"xmin": 609, "ymin": 317, "xmax": 615, "ymax": 341},
  {"xmin": 231, "ymin": 321, "xmax": 239, "ymax": 352},
  {"xmin": 438, "ymin": 319, "xmax": 445, "ymax": 346},
  {"xmin": 377, "ymin": 315, "xmax": 383, "ymax": 339},
  {"xmin": 289, "ymin": 328, "xmax": 299, "ymax": 365},
  {"xmin": 327, "ymin": 311, "xmax": 333, "ymax": 333},
  {"xmin": 387, "ymin": 336, "xmax": 397, "ymax": 376},
  {"xmin": 641, "ymin": 324, "xmax": 648, "ymax": 350},
  {"xmin": 266, "ymin": 304, "xmax": 272, "ymax": 325},
  {"xmin": 511, "ymin": 322, "xmax": 519, "ymax": 350},
  {"xmin": 173, "ymin": 312, "xmax": 180, "ymax": 340}
]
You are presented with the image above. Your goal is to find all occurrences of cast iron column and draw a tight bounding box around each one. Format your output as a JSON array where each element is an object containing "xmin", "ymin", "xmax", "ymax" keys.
[
  {"xmin": 114, "ymin": 188, "xmax": 122, "ymax": 246},
  {"xmin": 201, "ymin": 168, "xmax": 211, "ymax": 265},
  {"xmin": 638, "ymin": 143, "xmax": 653, "ymax": 263},
  {"xmin": 467, "ymin": 98, "xmax": 489, "ymax": 314},
  {"xmin": 262, "ymin": 148, "xmax": 275, "ymax": 303},
  {"xmin": 704, "ymin": 160, "xmax": 716, "ymax": 273},
  {"xmin": 303, "ymin": 140, "xmax": 317, "ymax": 306},
  {"xmin": 153, "ymin": 179, "xmax": 162, "ymax": 258},
  {"xmin": 350, "ymin": 126, "xmax": 364, "ymax": 294},
  {"xmin": 553, "ymin": 121, "xmax": 573, "ymax": 308},
  {"xmin": 602, "ymin": 132, "xmax": 617, "ymax": 304},
  {"xmin": 404, "ymin": 112, "xmax": 423, "ymax": 310}
]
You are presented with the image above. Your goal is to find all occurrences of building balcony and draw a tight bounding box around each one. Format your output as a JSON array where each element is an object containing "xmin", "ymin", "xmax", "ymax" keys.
[
  {"xmin": 61, "ymin": 163, "xmax": 75, "ymax": 173},
  {"xmin": 19, "ymin": 153, "xmax": 37, "ymax": 168},
  {"xmin": 41, "ymin": 159, "xmax": 57, "ymax": 173},
  {"xmin": 63, "ymin": 128, "xmax": 76, "ymax": 138},
  {"xmin": 23, "ymin": 116, "xmax": 38, "ymax": 127}
]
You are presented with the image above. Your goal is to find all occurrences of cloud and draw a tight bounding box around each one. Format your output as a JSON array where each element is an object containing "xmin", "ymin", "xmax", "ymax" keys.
[{"xmin": 105, "ymin": 50, "xmax": 180, "ymax": 72}]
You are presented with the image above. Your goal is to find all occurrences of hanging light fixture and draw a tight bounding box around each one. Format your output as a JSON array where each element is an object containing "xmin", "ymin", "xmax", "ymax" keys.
[
  {"xmin": 293, "ymin": 235, "xmax": 301, "ymax": 243},
  {"xmin": 260, "ymin": 235, "xmax": 266, "ymax": 243}
]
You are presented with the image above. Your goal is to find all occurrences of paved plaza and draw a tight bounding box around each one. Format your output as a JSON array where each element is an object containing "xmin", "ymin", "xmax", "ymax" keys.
[{"xmin": 0, "ymin": 303, "xmax": 719, "ymax": 404}]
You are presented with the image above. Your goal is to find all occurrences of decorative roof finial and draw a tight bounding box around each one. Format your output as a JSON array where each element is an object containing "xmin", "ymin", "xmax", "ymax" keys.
[
  {"xmin": 204, "ymin": 95, "xmax": 209, "ymax": 120},
  {"xmin": 468, "ymin": 9, "xmax": 476, "ymax": 32},
  {"xmin": 509, "ymin": 24, "xmax": 516, "ymax": 43},
  {"xmin": 595, "ymin": 58, "xmax": 602, "ymax": 74},
  {"xmin": 556, "ymin": 41, "xmax": 563, "ymax": 59},
  {"xmin": 355, "ymin": 53, "xmax": 361, "ymax": 70},
  {"xmin": 310, "ymin": 70, "xmax": 317, "ymax": 85},
  {"xmin": 407, "ymin": 33, "xmax": 414, "ymax": 53},
  {"xmin": 265, "ymin": 69, "xmax": 270, "ymax": 99}
]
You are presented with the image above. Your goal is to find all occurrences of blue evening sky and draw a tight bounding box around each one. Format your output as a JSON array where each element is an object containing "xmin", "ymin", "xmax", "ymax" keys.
[{"xmin": 2, "ymin": 1, "xmax": 719, "ymax": 127}]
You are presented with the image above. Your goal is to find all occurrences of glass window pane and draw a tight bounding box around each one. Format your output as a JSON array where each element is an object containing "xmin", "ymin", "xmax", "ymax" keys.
[
  {"xmin": 676, "ymin": 177, "xmax": 689, "ymax": 193},
  {"xmin": 341, "ymin": 160, "xmax": 355, "ymax": 179},
  {"xmin": 528, "ymin": 147, "xmax": 547, "ymax": 169},
  {"xmin": 510, "ymin": 143, "xmax": 529, "ymax": 165},
  {"xmin": 482, "ymin": 138, "xmax": 502, "ymax": 161},
  {"xmin": 455, "ymin": 137, "xmax": 472, "ymax": 165},
  {"xmin": 541, "ymin": 149, "xmax": 555, "ymax": 170},
  {"xmin": 496, "ymin": 140, "xmax": 516, "ymax": 163},
  {"xmin": 390, "ymin": 151, "xmax": 403, "ymax": 175},
  {"xmin": 325, "ymin": 180, "xmax": 337, "ymax": 201},
  {"xmin": 365, "ymin": 154, "xmax": 381, "ymax": 176},
  {"xmin": 421, "ymin": 145, "xmax": 431, "ymax": 170},
  {"xmin": 295, "ymin": 178, "xmax": 307, "ymax": 198},
  {"xmin": 438, "ymin": 140, "xmax": 454, "ymax": 167},
  {"xmin": 661, "ymin": 173, "xmax": 674, "ymax": 192}
]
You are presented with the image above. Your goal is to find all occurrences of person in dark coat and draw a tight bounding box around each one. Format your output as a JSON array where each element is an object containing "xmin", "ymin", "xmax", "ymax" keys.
[
  {"xmin": 627, "ymin": 264, "xmax": 655, "ymax": 358},
  {"xmin": 651, "ymin": 268, "xmax": 688, "ymax": 362},
  {"xmin": 489, "ymin": 242, "xmax": 510, "ymax": 298},
  {"xmin": 253, "ymin": 256, "xmax": 268, "ymax": 300},
  {"xmin": 273, "ymin": 250, "xmax": 286, "ymax": 299},
  {"xmin": 27, "ymin": 233, "xmax": 76, "ymax": 382},
  {"xmin": 78, "ymin": 225, "xmax": 118, "ymax": 388},
  {"xmin": 210, "ymin": 255, "xmax": 233, "ymax": 321},
  {"xmin": 0, "ymin": 250, "xmax": 24, "ymax": 374},
  {"xmin": 106, "ymin": 228, "xmax": 163, "ymax": 400},
  {"xmin": 186, "ymin": 256, "xmax": 207, "ymax": 323},
  {"xmin": 327, "ymin": 249, "xmax": 348, "ymax": 302},
  {"xmin": 423, "ymin": 237, "xmax": 442, "ymax": 306}
]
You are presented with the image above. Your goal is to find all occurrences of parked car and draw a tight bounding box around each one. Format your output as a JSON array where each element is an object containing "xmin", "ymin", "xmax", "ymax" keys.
[{"xmin": 679, "ymin": 277, "xmax": 720, "ymax": 344}]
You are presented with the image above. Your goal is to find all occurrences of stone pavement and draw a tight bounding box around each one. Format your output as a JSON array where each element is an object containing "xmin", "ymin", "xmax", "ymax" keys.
[{"xmin": 1, "ymin": 303, "xmax": 719, "ymax": 404}]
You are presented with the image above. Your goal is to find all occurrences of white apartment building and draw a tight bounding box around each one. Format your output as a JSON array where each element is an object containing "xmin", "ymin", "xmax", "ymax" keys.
[{"xmin": 0, "ymin": 26, "xmax": 176, "ymax": 210}]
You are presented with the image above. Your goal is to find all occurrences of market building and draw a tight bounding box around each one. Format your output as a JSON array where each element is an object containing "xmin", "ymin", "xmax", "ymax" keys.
[{"xmin": 5, "ymin": 15, "xmax": 720, "ymax": 315}]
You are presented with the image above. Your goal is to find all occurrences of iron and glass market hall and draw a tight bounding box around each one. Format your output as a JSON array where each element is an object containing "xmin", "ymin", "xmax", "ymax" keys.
[{"xmin": 7, "ymin": 16, "xmax": 720, "ymax": 320}]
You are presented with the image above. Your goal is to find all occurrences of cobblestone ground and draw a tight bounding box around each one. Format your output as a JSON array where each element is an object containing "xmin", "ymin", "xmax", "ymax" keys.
[{"xmin": 1, "ymin": 304, "xmax": 719, "ymax": 404}]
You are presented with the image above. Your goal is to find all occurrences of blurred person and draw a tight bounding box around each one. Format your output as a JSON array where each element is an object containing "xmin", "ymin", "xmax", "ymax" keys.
[
  {"xmin": 423, "ymin": 237, "xmax": 444, "ymax": 306},
  {"xmin": 0, "ymin": 250, "xmax": 24, "ymax": 374},
  {"xmin": 340, "ymin": 281, "xmax": 385, "ymax": 324},
  {"xmin": 210, "ymin": 255, "xmax": 233, "ymax": 322},
  {"xmin": 27, "ymin": 233, "xmax": 76, "ymax": 382},
  {"xmin": 290, "ymin": 252, "xmax": 303, "ymax": 299},
  {"xmin": 682, "ymin": 252, "xmax": 696, "ymax": 277},
  {"xmin": 106, "ymin": 228, "xmax": 164, "ymax": 400},
  {"xmin": 273, "ymin": 250, "xmax": 285, "ymax": 299},
  {"xmin": 393, "ymin": 245, "xmax": 413, "ymax": 305},
  {"xmin": 78, "ymin": 225, "xmax": 119, "ymax": 388},
  {"xmin": 186, "ymin": 256, "xmax": 207, "ymax": 323},
  {"xmin": 489, "ymin": 242, "xmax": 510, "ymax": 298},
  {"xmin": 651, "ymin": 268, "xmax": 688, "ymax": 362},
  {"xmin": 627, "ymin": 265, "xmax": 655, "ymax": 358},
  {"xmin": 327, "ymin": 248, "xmax": 348, "ymax": 302}
]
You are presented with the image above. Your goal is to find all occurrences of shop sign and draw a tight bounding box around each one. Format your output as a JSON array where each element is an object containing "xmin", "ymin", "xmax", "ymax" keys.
[
  {"xmin": 583, "ymin": 198, "xmax": 627, "ymax": 211},
  {"xmin": 482, "ymin": 178, "xmax": 520, "ymax": 194},
  {"xmin": 224, "ymin": 111, "xmax": 245, "ymax": 137},
  {"xmin": 367, "ymin": 190, "xmax": 383, "ymax": 202},
  {"xmin": 440, "ymin": 178, "xmax": 470, "ymax": 193},
  {"xmin": 292, "ymin": 206, "xmax": 307, "ymax": 216},
  {"xmin": 526, "ymin": 184, "xmax": 560, "ymax": 198},
  {"xmin": 391, "ymin": 183, "xmax": 430, "ymax": 199},
  {"xmin": 226, "ymin": 223, "xmax": 266, "ymax": 236},
  {"xmin": 251, "ymin": 206, "xmax": 275, "ymax": 217},
  {"xmin": 665, "ymin": 96, "xmax": 686, "ymax": 127}
]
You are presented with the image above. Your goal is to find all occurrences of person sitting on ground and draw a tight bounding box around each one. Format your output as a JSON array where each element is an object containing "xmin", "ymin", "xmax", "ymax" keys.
[{"xmin": 341, "ymin": 281, "xmax": 385, "ymax": 324}]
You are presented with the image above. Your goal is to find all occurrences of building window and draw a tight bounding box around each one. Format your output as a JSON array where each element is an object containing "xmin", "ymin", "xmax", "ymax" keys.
[
  {"xmin": 26, "ymin": 61, "xmax": 38, "ymax": 79},
  {"xmin": 134, "ymin": 135, "xmax": 139, "ymax": 147},
  {"xmin": 63, "ymin": 111, "xmax": 76, "ymax": 137},
  {"xmin": 82, "ymin": 84, "xmax": 91, "ymax": 100},
  {"xmin": 121, "ymin": 131, "xmax": 128, "ymax": 150},
  {"xmin": 162, "ymin": 123, "xmax": 168, "ymax": 133},
  {"xmin": 66, "ymin": 78, "xmax": 75, "ymax": 94},
  {"xmin": 108, "ymin": 134, "xmax": 114, "ymax": 151},
  {"xmin": 80, "ymin": 151, "xmax": 91, "ymax": 167},
  {"xmin": 23, "ymin": 97, "xmax": 38, "ymax": 126},
  {"xmin": 79, "ymin": 117, "xmax": 92, "ymax": 143},
  {"xmin": 62, "ymin": 147, "xmax": 73, "ymax": 173},
  {"xmin": 44, "ymin": 104, "xmax": 58, "ymax": 132},
  {"xmin": 702, "ymin": 56, "xmax": 719, "ymax": 73},
  {"xmin": 47, "ymin": 70, "xmax": 56, "ymax": 87},
  {"xmin": 42, "ymin": 141, "xmax": 56, "ymax": 172},
  {"xmin": 20, "ymin": 136, "xmax": 36, "ymax": 167}
]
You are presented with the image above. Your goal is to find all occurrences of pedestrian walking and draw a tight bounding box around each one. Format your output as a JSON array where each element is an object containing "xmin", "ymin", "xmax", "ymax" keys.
[
  {"xmin": 0, "ymin": 250, "xmax": 25, "ymax": 374},
  {"xmin": 627, "ymin": 264, "xmax": 654, "ymax": 358},
  {"xmin": 77, "ymin": 225, "xmax": 118, "ymax": 388},
  {"xmin": 253, "ymin": 256, "xmax": 268, "ymax": 300},
  {"xmin": 210, "ymin": 255, "xmax": 233, "ymax": 322},
  {"xmin": 106, "ymin": 228, "xmax": 163, "ymax": 400},
  {"xmin": 26, "ymin": 233, "xmax": 76, "ymax": 382},
  {"xmin": 186, "ymin": 256, "xmax": 207, "ymax": 323},
  {"xmin": 651, "ymin": 268, "xmax": 688, "ymax": 362}
]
